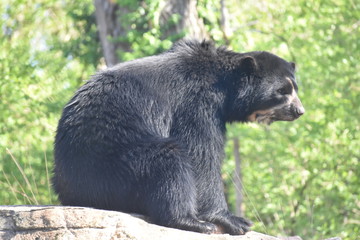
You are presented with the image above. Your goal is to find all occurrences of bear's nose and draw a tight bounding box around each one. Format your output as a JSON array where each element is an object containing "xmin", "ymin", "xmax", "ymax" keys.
[
  {"xmin": 296, "ymin": 106, "xmax": 305, "ymax": 116},
  {"xmin": 292, "ymin": 94, "xmax": 305, "ymax": 117}
]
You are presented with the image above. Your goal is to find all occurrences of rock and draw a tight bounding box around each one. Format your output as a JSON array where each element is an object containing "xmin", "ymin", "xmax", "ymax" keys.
[
  {"xmin": 0, "ymin": 206, "xmax": 341, "ymax": 240},
  {"xmin": 279, "ymin": 236, "xmax": 303, "ymax": 240},
  {"xmin": 0, "ymin": 206, "xmax": 282, "ymax": 240}
]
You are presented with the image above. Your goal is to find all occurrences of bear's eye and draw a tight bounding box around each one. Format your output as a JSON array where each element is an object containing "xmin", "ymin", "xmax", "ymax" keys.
[{"xmin": 277, "ymin": 87, "xmax": 290, "ymax": 95}]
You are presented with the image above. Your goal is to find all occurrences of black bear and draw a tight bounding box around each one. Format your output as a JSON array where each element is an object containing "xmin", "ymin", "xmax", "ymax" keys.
[{"xmin": 53, "ymin": 40, "xmax": 304, "ymax": 235}]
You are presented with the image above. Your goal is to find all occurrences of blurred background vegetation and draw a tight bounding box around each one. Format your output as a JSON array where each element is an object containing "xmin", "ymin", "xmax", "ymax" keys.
[{"xmin": 0, "ymin": 0, "xmax": 359, "ymax": 239}]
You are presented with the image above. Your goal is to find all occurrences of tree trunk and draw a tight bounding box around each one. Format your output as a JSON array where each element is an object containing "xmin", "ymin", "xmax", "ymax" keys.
[
  {"xmin": 93, "ymin": 0, "xmax": 131, "ymax": 66},
  {"xmin": 159, "ymin": 0, "xmax": 208, "ymax": 40},
  {"xmin": 94, "ymin": 0, "xmax": 209, "ymax": 67},
  {"xmin": 220, "ymin": 0, "xmax": 231, "ymax": 45}
]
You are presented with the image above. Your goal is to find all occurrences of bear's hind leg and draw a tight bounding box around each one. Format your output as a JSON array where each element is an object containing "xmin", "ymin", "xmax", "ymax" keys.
[{"xmin": 138, "ymin": 139, "xmax": 216, "ymax": 234}]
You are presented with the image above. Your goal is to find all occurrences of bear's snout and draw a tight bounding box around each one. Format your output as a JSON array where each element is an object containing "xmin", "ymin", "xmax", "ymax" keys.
[{"xmin": 291, "ymin": 94, "xmax": 305, "ymax": 118}]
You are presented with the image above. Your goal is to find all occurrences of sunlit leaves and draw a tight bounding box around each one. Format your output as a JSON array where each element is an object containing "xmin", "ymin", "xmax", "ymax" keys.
[
  {"xmin": 0, "ymin": 0, "xmax": 99, "ymax": 205},
  {"xmin": 222, "ymin": 0, "xmax": 359, "ymax": 239}
]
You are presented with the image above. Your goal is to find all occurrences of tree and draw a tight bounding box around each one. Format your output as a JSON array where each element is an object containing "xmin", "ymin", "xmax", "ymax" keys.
[
  {"xmin": 93, "ymin": 0, "xmax": 208, "ymax": 67},
  {"xmin": 94, "ymin": 0, "xmax": 131, "ymax": 66},
  {"xmin": 159, "ymin": 0, "xmax": 208, "ymax": 39}
]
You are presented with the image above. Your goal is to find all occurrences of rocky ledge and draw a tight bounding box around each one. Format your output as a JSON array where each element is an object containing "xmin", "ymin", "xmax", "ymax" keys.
[{"xmin": 0, "ymin": 206, "xmax": 340, "ymax": 240}]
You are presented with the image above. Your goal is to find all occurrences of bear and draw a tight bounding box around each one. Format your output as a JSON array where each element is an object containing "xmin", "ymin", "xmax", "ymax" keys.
[{"xmin": 53, "ymin": 39, "xmax": 305, "ymax": 235}]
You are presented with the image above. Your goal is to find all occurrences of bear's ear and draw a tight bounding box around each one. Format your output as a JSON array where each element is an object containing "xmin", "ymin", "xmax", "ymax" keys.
[
  {"xmin": 240, "ymin": 56, "xmax": 257, "ymax": 74},
  {"xmin": 290, "ymin": 62, "xmax": 296, "ymax": 71}
]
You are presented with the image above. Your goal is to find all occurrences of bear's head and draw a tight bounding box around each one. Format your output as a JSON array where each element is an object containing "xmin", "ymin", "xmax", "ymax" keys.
[{"xmin": 227, "ymin": 51, "xmax": 305, "ymax": 125}]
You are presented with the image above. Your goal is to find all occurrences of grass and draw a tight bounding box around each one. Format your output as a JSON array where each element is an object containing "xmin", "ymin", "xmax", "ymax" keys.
[{"xmin": 0, "ymin": 148, "xmax": 58, "ymax": 205}]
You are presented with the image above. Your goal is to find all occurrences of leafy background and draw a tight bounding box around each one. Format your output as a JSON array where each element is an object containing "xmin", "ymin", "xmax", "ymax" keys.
[{"xmin": 0, "ymin": 0, "xmax": 359, "ymax": 239}]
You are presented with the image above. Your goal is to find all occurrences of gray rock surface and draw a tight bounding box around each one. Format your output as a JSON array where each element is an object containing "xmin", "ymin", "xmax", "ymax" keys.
[{"xmin": 0, "ymin": 205, "xmax": 282, "ymax": 240}]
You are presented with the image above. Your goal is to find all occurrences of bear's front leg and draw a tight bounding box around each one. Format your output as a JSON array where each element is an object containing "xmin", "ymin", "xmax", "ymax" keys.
[
  {"xmin": 195, "ymin": 168, "xmax": 252, "ymax": 235},
  {"xmin": 200, "ymin": 210, "xmax": 252, "ymax": 235}
]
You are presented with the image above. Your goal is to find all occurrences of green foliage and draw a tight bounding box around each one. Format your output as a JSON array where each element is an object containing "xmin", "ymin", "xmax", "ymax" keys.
[
  {"xmin": 0, "ymin": 0, "xmax": 100, "ymax": 204},
  {"xmin": 0, "ymin": 0, "xmax": 358, "ymax": 239},
  {"xmin": 115, "ymin": 0, "xmax": 175, "ymax": 61},
  {"xmin": 222, "ymin": 0, "xmax": 360, "ymax": 239}
]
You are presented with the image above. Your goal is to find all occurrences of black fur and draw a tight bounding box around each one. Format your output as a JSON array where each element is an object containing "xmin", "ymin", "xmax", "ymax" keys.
[{"xmin": 53, "ymin": 39, "xmax": 303, "ymax": 235}]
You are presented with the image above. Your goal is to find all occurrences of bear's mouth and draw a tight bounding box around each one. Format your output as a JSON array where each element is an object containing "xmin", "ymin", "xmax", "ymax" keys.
[
  {"xmin": 254, "ymin": 113, "xmax": 274, "ymax": 125},
  {"xmin": 247, "ymin": 110, "xmax": 275, "ymax": 125},
  {"xmin": 251, "ymin": 111, "xmax": 301, "ymax": 125},
  {"xmin": 247, "ymin": 104, "xmax": 303, "ymax": 125}
]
